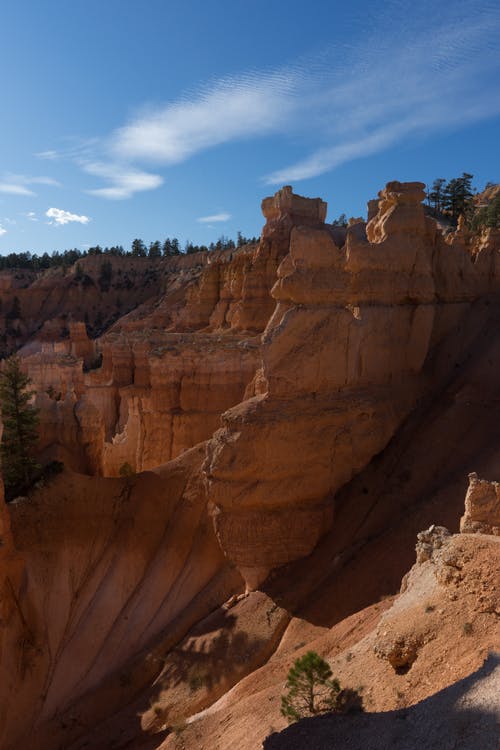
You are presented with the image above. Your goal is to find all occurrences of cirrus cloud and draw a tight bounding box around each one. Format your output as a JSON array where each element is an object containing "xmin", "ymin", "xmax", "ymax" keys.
[
  {"xmin": 83, "ymin": 161, "xmax": 163, "ymax": 199},
  {"xmin": 103, "ymin": 1, "xmax": 500, "ymax": 185},
  {"xmin": 34, "ymin": 1, "xmax": 500, "ymax": 196},
  {"xmin": 111, "ymin": 71, "xmax": 301, "ymax": 166},
  {"xmin": 46, "ymin": 207, "xmax": 90, "ymax": 226},
  {"xmin": 197, "ymin": 212, "xmax": 231, "ymax": 223},
  {"xmin": 0, "ymin": 174, "xmax": 61, "ymax": 197}
]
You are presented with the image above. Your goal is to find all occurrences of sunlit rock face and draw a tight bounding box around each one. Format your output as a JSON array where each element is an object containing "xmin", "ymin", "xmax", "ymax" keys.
[
  {"xmin": 18, "ymin": 188, "xmax": 328, "ymax": 477},
  {"xmin": 461, "ymin": 473, "xmax": 500, "ymax": 535},
  {"xmin": 205, "ymin": 182, "xmax": 500, "ymax": 587},
  {"xmin": 1, "ymin": 182, "xmax": 500, "ymax": 750}
]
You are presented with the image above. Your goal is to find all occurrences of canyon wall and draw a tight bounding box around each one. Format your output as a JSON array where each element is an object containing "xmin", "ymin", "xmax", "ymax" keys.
[
  {"xmin": 0, "ymin": 181, "xmax": 499, "ymax": 750},
  {"xmin": 16, "ymin": 187, "xmax": 324, "ymax": 476},
  {"xmin": 205, "ymin": 181, "xmax": 500, "ymax": 586},
  {"xmin": 0, "ymin": 448, "xmax": 244, "ymax": 750}
]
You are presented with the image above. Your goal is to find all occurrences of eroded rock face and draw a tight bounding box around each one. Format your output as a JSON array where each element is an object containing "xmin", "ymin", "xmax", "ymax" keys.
[
  {"xmin": 373, "ymin": 481, "xmax": 500, "ymax": 682},
  {"xmin": 261, "ymin": 185, "xmax": 327, "ymax": 226},
  {"xmin": 19, "ymin": 190, "xmax": 329, "ymax": 478},
  {"xmin": 366, "ymin": 181, "xmax": 427, "ymax": 243},
  {"xmin": 9, "ymin": 183, "xmax": 500, "ymax": 585},
  {"xmin": 415, "ymin": 525, "xmax": 452, "ymax": 564},
  {"xmin": 1, "ymin": 182, "xmax": 500, "ymax": 750},
  {"xmin": 18, "ymin": 251, "xmax": 264, "ymax": 474},
  {"xmin": 205, "ymin": 182, "xmax": 500, "ymax": 587},
  {"xmin": 25, "ymin": 331, "xmax": 260, "ymax": 475},
  {"xmin": 461, "ymin": 473, "xmax": 500, "ymax": 535},
  {"xmin": 0, "ymin": 255, "xmax": 172, "ymax": 359},
  {"xmin": 0, "ymin": 452, "xmax": 244, "ymax": 750}
]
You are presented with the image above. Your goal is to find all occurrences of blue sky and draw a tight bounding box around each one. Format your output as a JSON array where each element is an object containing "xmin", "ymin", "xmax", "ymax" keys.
[{"xmin": 0, "ymin": 0, "xmax": 499, "ymax": 254}]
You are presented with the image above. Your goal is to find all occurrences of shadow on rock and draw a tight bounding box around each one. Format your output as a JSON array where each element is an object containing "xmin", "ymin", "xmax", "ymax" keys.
[{"xmin": 264, "ymin": 653, "xmax": 500, "ymax": 750}]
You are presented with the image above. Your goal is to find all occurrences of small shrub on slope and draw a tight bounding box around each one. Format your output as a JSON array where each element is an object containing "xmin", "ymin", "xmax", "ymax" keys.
[{"xmin": 280, "ymin": 651, "xmax": 341, "ymax": 723}]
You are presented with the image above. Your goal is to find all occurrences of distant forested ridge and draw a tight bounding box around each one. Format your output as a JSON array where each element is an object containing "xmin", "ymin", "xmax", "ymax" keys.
[
  {"xmin": 1, "ymin": 176, "xmax": 498, "ymax": 273},
  {"xmin": 0, "ymin": 232, "xmax": 259, "ymax": 271}
]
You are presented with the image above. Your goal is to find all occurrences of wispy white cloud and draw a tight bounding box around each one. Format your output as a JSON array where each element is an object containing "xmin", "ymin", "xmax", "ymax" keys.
[
  {"xmin": 83, "ymin": 161, "xmax": 163, "ymax": 199},
  {"xmin": 35, "ymin": 137, "xmax": 100, "ymax": 163},
  {"xmin": 35, "ymin": 150, "xmax": 59, "ymax": 160},
  {"xmin": 18, "ymin": 211, "xmax": 38, "ymax": 222},
  {"xmin": 0, "ymin": 224, "xmax": 7, "ymax": 236},
  {"xmin": 0, "ymin": 183, "xmax": 35, "ymax": 196},
  {"xmin": 0, "ymin": 173, "xmax": 61, "ymax": 196},
  {"xmin": 101, "ymin": 1, "xmax": 499, "ymax": 184},
  {"xmin": 46, "ymin": 207, "xmax": 90, "ymax": 226},
  {"xmin": 33, "ymin": 1, "xmax": 500, "ymax": 194},
  {"xmin": 197, "ymin": 212, "xmax": 231, "ymax": 223},
  {"xmin": 264, "ymin": 4, "xmax": 500, "ymax": 182},
  {"xmin": 30, "ymin": 176, "xmax": 61, "ymax": 186},
  {"xmin": 111, "ymin": 71, "xmax": 301, "ymax": 165}
]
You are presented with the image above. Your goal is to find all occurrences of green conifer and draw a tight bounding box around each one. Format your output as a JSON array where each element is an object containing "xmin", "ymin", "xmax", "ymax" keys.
[
  {"xmin": 280, "ymin": 651, "xmax": 341, "ymax": 723},
  {"xmin": 0, "ymin": 356, "xmax": 40, "ymax": 499}
]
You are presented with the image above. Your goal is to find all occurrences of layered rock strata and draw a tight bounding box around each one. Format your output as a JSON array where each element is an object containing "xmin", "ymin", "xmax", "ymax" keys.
[
  {"xmin": 18, "ymin": 189, "xmax": 326, "ymax": 476},
  {"xmin": 1, "ymin": 182, "xmax": 500, "ymax": 750},
  {"xmin": 205, "ymin": 181, "xmax": 500, "ymax": 586},
  {"xmin": 0, "ymin": 450, "xmax": 244, "ymax": 750}
]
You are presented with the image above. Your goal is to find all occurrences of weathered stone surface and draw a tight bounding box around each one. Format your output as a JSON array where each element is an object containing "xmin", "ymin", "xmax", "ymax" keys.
[
  {"xmin": 26, "ymin": 332, "xmax": 260, "ymax": 475},
  {"xmin": 415, "ymin": 525, "xmax": 452, "ymax": 565},
  {"xmin": 0, "ymin": 451, "xmax": 244, "ymax": 750},
  {"xmin": 1, "ymin": 181, "xmax": 500, "ymax": 750},
  {"xmin": 212, "ymin": 500, "xmax": 334, "ymax": 587},
  {"xmin": 0, "ymin": 255, "xmax": 170, "ymax": 358},
  {"xmin": 140, "ymin": 591, "xmax": 289, "ymax": 733},
  {"xmin": 366, "ymin": 181, "xmax": 427, "ymax": 242},
  {"xmin": 205, "ymin": 181, "xmax": 500, "ymax": 587},
  {"xmin": 460, "ymin": 473, "xmax": 500, "ymax": 535},
  {"xmin": 19, "ymin": 188, "xmax": 333, "ymax": 477},
  {"xmin": 261, "ymin": 184, "xmax": 327, "ymax": 226}
]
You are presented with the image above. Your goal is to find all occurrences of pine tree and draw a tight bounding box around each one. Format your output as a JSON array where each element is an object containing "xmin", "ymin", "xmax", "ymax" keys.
[
  {"xmin": 0, "ymin": 356, "xmax": 40, "ymax": 499},
  {"xmin": 280, "ymin": 651, "xmax": 341, "ymax": 723},
  {"xmin": 170, "ymin": 238, "xmax": 180, "ymax": 255},
  {"xmin": 428, "ymin": 178, "xmax": 446, "ymax": 214},
  {"xmin": 148, "ymin": 240, "xmax": 162, "ymax": 258},
  {"xmin": 443, "ymin": 173, "xmax": 474, "ymax": 222},
  {"xmin": 131, "ymin": 238, "xmax": 146, "ymax": 257},
  {"xmin": 331, "ymin": 213, "xmax": 348, "ymax": 227},
  {"xmin": 471, "ymin": 193, "xmax": 500, "ymax": 231}
]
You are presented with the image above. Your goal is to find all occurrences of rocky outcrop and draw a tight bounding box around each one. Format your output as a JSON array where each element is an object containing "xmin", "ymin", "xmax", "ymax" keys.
[
  {"xmin": 23, "ymin": 325, "xmax": 260, "ymax": 474},
  {"xmin": 205, "ymin": 181, "xmax": 500, "ymax": 587},
  {"xmin": 1, "ymin": 181, "xmax": 500, "ymax": 750},
  {"xmin": 461, "ymin": 473, "xmax": 500, "ymax": 535},
  {"xmin": 161, "ymin": 491, "xmax": 500, "ymax": 750},
  {"xmin": 0, "ymin": 255, "xmax": 172, "ymax": 358},
  {"xmin": 19, "ymin": 191, "xmax": 328, "ymax": 477},
  {"xmin": 261, "ymin": 185, "xmax": 327, "ymax": 226}
]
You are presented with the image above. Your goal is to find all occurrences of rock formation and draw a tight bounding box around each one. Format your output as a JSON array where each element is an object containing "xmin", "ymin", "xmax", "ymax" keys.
[
  {"xmin": 205, "ymin": 179, "xmax": 500, "ymax": 587},
  {"xmin": 161, "ymin": 484, "xmax": 500, "ymax": 750},
  {"xmin": 461, "ymin": 473, "xmax": 500, "ymax": 535},
  {"xmin": 0, "ymin": 449, "xmax": 244, "ymax": 750},
  {"xmin": 0, "ymin": 181, "xmax": 499, "ymax": 750}
]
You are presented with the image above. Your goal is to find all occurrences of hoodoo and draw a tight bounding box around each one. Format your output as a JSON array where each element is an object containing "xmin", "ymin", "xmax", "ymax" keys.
[{"xmin": 0, "ymin": 182, "xmax": 499, "ymax": 750}]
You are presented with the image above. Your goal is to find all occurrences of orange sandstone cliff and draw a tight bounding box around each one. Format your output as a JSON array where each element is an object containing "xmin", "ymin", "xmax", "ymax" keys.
[{"xmin": 0, "ymin": 182, "xmax": 499, "ymax": 750}]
